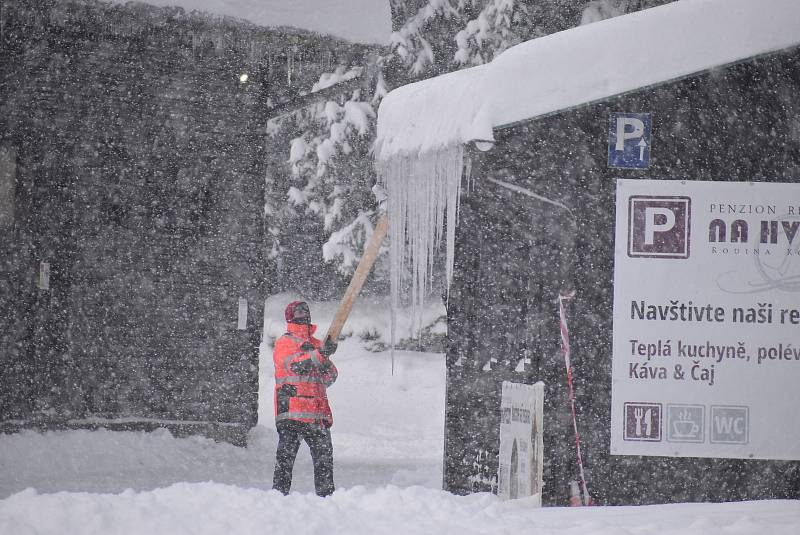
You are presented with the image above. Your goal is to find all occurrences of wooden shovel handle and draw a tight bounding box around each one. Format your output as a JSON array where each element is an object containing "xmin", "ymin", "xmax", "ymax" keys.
[{"xmin": 325, "ymin": 214, "xmax": 389, "ymax": 342}]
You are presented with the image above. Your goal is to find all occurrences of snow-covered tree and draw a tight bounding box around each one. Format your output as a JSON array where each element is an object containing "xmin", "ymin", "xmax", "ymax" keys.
[
  {"xmin": 389, "ymin": 0, "xmax": 551, "ymax": 76},
  {"xmin": 265, "ymin": 66, "xmax": 389, "ymax": 295},
  {"xmin": 388, "ymin": 0, "xmax": 672, "ymax": 78},
  {"xmin": 453, "ymin": 0, "xmax": 538, "ymax": 66},
  {"xmin": 391, "ymin": 0, "xmax": 539, "ymax": 70}
]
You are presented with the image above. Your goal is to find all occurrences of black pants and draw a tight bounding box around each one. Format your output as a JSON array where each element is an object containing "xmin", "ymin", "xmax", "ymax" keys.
[{"xmin": 272, "ymin": 419, "xmax": 335, "ymax": 497}]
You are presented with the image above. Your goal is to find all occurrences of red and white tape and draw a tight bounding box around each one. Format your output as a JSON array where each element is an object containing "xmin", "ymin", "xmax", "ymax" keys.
[{"xmin": 559, "ymin": 291, "xmax": 592, "ymax": 506}]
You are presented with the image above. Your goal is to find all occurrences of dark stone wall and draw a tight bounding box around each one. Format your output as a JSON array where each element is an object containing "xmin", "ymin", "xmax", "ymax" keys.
[
  {"xmin": 444, "ymin": 174, "xmax": 574, "ymax": 494},
  {"xmin": 0, "ymin": 0, "xmax": 368, "ymax": 443},
  {"xmin": 445, "ymin": 49, "xmax": 800, "ymax": 502}
]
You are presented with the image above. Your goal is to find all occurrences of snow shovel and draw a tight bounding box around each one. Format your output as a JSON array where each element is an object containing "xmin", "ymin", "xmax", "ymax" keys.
[{"xmin": 324, "ymin": 212, "xmax": 389, "ymax": 343}]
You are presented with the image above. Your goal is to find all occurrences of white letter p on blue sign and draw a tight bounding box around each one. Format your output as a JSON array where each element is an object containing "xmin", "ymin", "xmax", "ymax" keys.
[
  {"xmin": 608, "ymin": 112, "xmax": 652, "ymax": 169},
  {"xmin": 615, "ymin": 117, "xmax": 645, "ymax": 151}
]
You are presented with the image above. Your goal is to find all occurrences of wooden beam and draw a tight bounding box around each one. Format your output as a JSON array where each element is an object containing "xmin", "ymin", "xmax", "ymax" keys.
[{"xmin": 325, "ymin": 213, "xmax": 389, "ymax": 341}]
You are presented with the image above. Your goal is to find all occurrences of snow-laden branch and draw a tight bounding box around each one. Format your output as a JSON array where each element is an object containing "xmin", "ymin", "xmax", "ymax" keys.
[
  {"xmin": 267, "ymin": 70, "xmax": 384, "ymax": 279},
  {"xmin": 455, "ymin": 0, "xmax": 533, "ymax": 66},
  {"xmin": 390, "ymin": 0, "xmax": 462, "ymax": 75}
]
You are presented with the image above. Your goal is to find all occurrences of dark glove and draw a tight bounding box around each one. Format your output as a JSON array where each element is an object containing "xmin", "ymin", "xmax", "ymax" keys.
[
  {"xmin": 278, "ymin": 383, "xmax": 297, "ymax": 397},
  {"xmin": 319, "ymin": 337, "xmax": 338, "ymax": 357},
  {"xmin": 300, "ymin": 341, "xmax": 315, "ymax": 352},
  {"xmin": 290, "ymin": 359, "xmax": 315, "ymax": 374}
]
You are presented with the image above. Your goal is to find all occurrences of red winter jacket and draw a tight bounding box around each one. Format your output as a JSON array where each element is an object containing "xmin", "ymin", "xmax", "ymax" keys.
[{"xmin": 273, "ymin": 323, "xmax": 338, "ymax": 427}]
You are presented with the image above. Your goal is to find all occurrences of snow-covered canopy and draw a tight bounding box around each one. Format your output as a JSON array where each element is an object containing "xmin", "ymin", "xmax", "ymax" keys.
[
  {"xmin": 375, "ymin": 0, "xmax": 800, "ymax": 326},
  {"xmin": 375, "ymin": 0, "xmax": 800, "ymax": 159}
]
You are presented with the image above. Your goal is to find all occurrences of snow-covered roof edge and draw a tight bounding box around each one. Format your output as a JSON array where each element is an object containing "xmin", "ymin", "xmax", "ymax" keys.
[{"xmin": 375, "ymin": 0, "xmax": 800, "ymax": 161}]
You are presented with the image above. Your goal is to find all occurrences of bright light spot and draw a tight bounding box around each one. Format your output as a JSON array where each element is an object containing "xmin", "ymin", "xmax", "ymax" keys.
[{"xmin": 239, "ymin": 73, "xmax": 249, "ymax": 83}]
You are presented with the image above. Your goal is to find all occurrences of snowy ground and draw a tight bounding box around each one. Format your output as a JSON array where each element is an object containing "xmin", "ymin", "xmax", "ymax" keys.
[{"xmin": 1, "ymin": 295, "xmax": 799, "ymax": 534}]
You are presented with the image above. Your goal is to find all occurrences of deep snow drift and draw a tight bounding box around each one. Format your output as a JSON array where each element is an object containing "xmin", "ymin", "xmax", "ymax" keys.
[{"xmin": 1, "ymin": 295, "xmax": 799, "ymax": 534}]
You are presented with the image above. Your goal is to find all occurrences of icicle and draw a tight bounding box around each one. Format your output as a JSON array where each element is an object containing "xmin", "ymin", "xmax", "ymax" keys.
[{"xmin": 376, "ymin": 144, "xmax": 465, "ymax": 341}]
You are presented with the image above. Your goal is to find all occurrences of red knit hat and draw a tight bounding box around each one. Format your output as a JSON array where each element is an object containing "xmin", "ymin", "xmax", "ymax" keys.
[{"xmin": 284, "ymin": 301, "xmax": 310, "ymax": 324}]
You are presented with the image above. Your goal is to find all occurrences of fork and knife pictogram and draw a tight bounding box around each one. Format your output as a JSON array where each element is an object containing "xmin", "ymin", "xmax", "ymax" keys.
[{"xmin": 634, "ymin": 407, "xmax": 652, "ymax": 437}]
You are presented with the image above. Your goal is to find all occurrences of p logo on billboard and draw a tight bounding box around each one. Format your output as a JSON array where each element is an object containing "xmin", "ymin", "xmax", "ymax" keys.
[{"xmin": 628, "ymin": 196, "xmax": 691, "ymax": 259}]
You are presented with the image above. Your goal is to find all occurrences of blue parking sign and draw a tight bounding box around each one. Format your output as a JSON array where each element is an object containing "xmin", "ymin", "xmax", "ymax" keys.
[{"xmin": 608, "ymin": 112, "xmax": 652, "ymax": 169}]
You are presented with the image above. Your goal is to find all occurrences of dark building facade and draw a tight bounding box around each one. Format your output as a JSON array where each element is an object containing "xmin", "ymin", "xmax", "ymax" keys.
[
  {"xmin": 443, "ymin": 46, "xmax": 800, "ymax": 503},
  {"xmin": 0, "ymin": 0, "xmax": 371, "ymax": 443}
]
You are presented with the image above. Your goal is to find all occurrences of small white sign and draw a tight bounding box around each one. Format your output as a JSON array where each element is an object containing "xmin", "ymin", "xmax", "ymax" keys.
[
  {"xmin": 611, "ymin": 179, "xmax": 800, "ymax": 460},
  {"xmin": 237, "ymin": 297, "xmax": 248, "ymax": 330},
  {"xmin": 497, "ymin": 381, "xmax": 544, "ymax": 503},
  {"xmin": 38, "ymin": 262, "xmax": 50, "ymax": 290}
]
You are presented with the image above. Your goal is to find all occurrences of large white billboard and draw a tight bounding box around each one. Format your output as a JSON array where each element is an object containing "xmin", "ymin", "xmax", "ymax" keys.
[{"xmin": 611, "ymin": 179, "xmax": 800, "ymax": 460}]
